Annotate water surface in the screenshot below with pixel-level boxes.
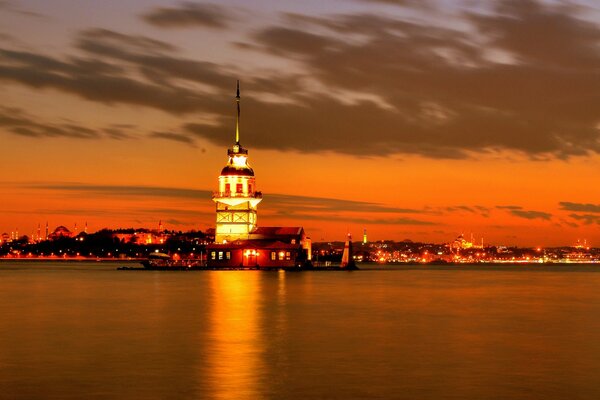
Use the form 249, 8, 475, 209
1, 262, 599, 399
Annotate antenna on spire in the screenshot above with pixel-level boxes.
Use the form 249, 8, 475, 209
235, 80, 240, 145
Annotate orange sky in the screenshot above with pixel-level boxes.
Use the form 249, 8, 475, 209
1, 0, 599, 246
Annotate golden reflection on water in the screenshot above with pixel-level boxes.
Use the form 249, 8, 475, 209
204, 272, 264, 400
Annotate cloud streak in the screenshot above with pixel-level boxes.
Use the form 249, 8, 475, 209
142, 2, 231, 29
510, 209, 552, 221
560, 201, 600, 213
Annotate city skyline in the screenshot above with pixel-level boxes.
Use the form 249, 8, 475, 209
1, 0, 600, 246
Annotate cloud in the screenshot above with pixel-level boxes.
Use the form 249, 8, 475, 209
510, 209, 552, 220
559, 201, 600, 213
2, 1, 599, 159
266, 193, 419, 214
142, 2, 231, 29
0, 29, 232, 115
219, 1, 600, 158
496, 205, 523, 210
568, 213, 600, 225
358, 0, 432, 8
0, 106, 100, 139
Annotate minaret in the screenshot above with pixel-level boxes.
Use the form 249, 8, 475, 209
45, 222, 49, 240
212, 81, 262, 244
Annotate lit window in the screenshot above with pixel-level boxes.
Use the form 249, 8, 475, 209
211, 251, 216, 260
218, 251, 223, 260
271, 252, 276, 261
291, 239, 296, 244
226, 251, 231, 260
286, 252, 291, 261
278, 251, 284, 261
236, 183, 243, 193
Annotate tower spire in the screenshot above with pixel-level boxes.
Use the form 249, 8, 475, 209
235, 80, 240, 145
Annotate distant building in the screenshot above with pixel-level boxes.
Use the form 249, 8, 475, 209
48, 226, 73, 240
450, 234, 483, 251
206, 82, 311, 268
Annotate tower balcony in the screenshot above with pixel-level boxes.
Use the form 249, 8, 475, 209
212, 191, 263, 199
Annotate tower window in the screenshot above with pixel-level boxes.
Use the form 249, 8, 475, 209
236, 183, 243, 193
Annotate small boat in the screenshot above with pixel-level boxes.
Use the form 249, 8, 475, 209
141, 252, 174, 269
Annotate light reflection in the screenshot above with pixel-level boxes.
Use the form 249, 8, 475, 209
205, 272, 264, 400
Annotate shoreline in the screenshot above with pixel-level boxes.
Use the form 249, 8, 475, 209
1, 258, 598, 267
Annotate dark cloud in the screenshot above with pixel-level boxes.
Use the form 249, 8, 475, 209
216, 1, 600, 158
103, 128, 132, 140
2, 1, 599, 159
559, 201, 600, 213
496, 205, 523, 210
0, 106, 99, 139
266, 193, 419, 214
568, 213, 600, 225
142, 2, 231, 29
0, 29, 232, 115
510, 209, 552, 220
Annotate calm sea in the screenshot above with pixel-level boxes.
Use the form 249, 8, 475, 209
1, 261, 600, 400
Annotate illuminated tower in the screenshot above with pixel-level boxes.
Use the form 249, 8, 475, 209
212, 81, 262, 244
363, 228, 367, 245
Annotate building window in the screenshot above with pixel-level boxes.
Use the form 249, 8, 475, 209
226, 251, 231, 260
291, 239, 296, 244
285, 252, 291, 261
278, 251, 284, 261
225, 183, 230, 194
218, 251, 223, 260
211, 251, 216, 260
236, 183, 243, 193
271, 252, 276, 261
249, 184, 253, 193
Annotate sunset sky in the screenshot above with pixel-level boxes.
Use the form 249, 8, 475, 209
1, 0, 599, 246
